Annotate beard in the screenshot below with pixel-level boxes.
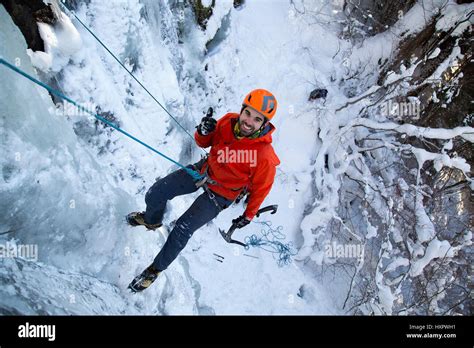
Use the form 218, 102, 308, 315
238, 120, 255, 136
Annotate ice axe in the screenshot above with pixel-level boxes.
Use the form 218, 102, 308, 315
219, 204, 278, 247
206, 106, 214, 118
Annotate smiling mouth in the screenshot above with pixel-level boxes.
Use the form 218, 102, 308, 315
241, 123, 252, 132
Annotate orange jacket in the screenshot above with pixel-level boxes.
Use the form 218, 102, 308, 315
194, 113, 280, 220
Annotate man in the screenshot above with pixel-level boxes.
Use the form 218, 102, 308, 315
127, 89, 280, 292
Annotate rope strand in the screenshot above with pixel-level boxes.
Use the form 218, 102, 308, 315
0, 58, 203, 180
245, 220, 296, 267
59, 0, 199, 143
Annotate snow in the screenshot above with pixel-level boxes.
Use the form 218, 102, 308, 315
384, 257, 409, 274
410, 239, 454, 277
375, 262, 395, 314
428, 47, 441, 59
353, 118, 474, 143
201, 0, 233, 43
1, 0, 471, 316
436, 2, 474, 36
427, 44, 463, 87
27, 10, 82, 72
201, 0, 214, 8
54, 12, 83, 54
462, 231, 472, 246
0, 0, 342, 315
397, 178, 409, 191
366, 221, 377, 239
0, 255, 135, 315
442, 139, 453, 151
411, 147, 471, 173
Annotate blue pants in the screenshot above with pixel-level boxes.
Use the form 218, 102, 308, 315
144, 164, 233, 271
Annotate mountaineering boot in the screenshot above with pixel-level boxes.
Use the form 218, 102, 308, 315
126, 212, 162, 230
128, 265, 161, 293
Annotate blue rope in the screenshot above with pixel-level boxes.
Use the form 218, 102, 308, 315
245, 221, 297, 267
59, 0, 200, 144
0, 57, 203, 180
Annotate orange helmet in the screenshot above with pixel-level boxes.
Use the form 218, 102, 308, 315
242, 89, 277, 120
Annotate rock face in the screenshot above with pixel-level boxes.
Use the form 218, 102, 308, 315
189, 0, 244, 30
233, 0, 244, 9
309, 89, 328, 100
189, 0, 215, 30
343, 0, 417, 36
1, 0, 57, 52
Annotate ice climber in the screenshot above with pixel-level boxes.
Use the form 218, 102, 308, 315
127, 89, 280, 292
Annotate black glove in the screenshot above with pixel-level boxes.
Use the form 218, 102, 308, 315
196, 116, 217, 136
232, 215, 251, 229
